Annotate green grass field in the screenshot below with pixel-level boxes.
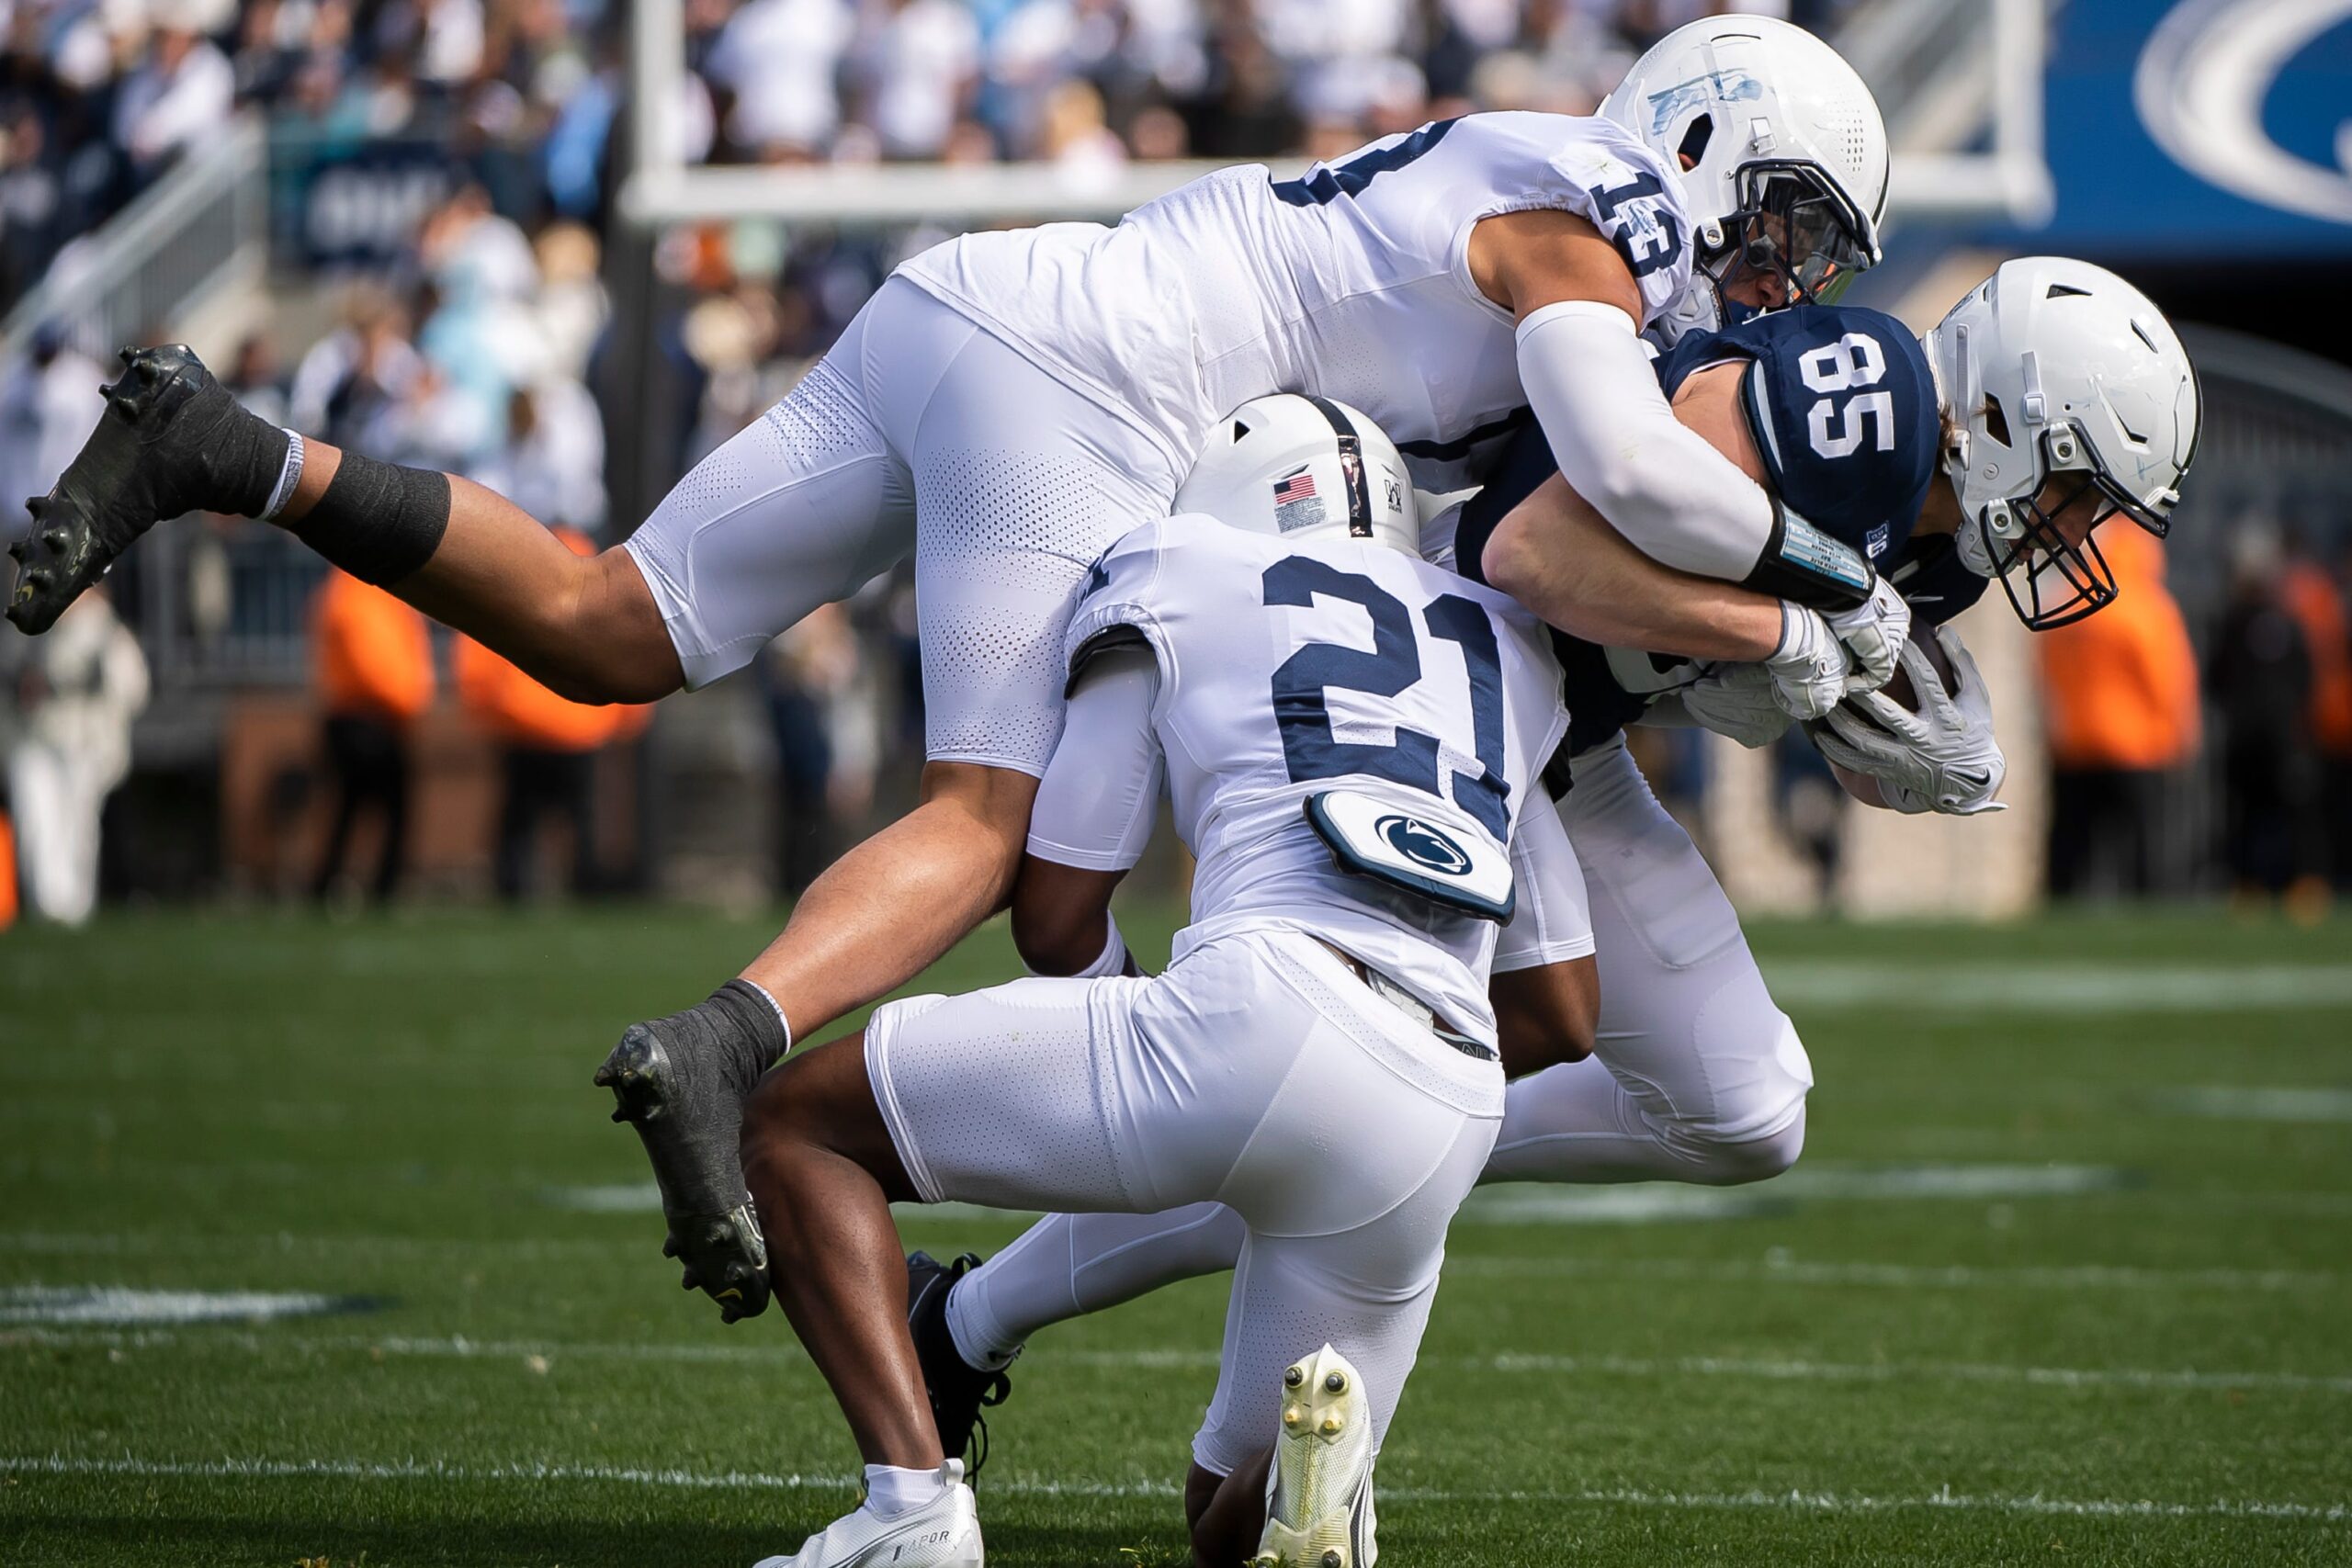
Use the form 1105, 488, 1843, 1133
4, 905, 2349, 1566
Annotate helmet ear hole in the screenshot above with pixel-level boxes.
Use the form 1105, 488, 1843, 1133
1981, 395, 2014, 449
1677, 116, 1713, 169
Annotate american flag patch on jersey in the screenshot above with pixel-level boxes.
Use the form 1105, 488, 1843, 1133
1273, 466, 1327, 533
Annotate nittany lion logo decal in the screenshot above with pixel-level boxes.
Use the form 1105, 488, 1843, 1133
1645, 69, 1764, 136
1376, 814, 1473, 876
2137, 0, 2352, 226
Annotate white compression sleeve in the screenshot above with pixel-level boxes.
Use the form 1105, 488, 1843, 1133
1024, 646, 1163, 872
946, 1204, 1250, 1368
1493, 793, 1596, 973
1516, 299, 1776, 581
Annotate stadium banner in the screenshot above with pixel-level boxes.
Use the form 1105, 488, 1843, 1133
272, 136, 463, 271
2005, 0, 2352, 256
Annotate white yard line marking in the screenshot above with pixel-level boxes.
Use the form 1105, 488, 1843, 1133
1462, 1163, 2132, 1225
11, 1326, 2346, 1395
1765, 962, 2352, 1014
0, 1286, 370, 1325
549, 1189, 1017, 1223
1446, 1254, 2342, 1292
3, 1230, 2340, 1292
560, 1166, 2154, 1226
2154, 1086, 2352, 1123
4, 1453, 2344, 1523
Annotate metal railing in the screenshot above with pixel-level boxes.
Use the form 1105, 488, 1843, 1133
1, 113, 268, 358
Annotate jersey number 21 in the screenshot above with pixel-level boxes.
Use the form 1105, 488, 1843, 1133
1263, 557, 1510, 841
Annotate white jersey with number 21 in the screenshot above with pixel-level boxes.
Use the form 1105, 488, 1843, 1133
1062, 516, 1568, 1044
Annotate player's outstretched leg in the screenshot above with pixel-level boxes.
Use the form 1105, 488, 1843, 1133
1251, 1346, 1376, 1568
7, 345, 290, 634
595, 980, 786, 1321
906, 1250, 1013, 1473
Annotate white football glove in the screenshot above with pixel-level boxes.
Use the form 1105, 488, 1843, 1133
1679, 661, 1794, 749
1812, 625, 2007, 816
1761, 601, 1853, 720
1823, 576, 1913, 695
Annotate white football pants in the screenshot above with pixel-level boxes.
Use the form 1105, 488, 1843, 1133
947, 737, 1812, 1363
624, 276, 1183, 775
866, 926, 1501, 1476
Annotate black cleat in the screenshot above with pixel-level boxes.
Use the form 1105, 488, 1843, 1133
7, 345, 250, 635
907, 1250, 1014, 1479
595, 1021, 771, 1323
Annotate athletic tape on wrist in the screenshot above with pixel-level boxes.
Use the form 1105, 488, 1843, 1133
288, 451, 452, 587
260, 431, 306, 521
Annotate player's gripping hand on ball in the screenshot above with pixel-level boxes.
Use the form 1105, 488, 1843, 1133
1813, 624, 2006, 815
1825, 576, 1913, 694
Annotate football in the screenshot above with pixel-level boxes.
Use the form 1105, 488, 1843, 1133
1819, 622, 1956, 805
1880, 620, 1958, 713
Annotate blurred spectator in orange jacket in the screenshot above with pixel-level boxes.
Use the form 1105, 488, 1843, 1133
454, 528, 647, 898
2278, 538, 2352, 888
311, 570, 435, 903
2036, 525, 2202, 897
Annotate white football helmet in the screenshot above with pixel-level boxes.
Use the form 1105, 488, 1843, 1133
1602, 16, 1888, 331
1925, 257, 2201, 629
1175, 394, 1419, 555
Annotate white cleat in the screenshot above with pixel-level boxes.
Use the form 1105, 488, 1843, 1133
752, 1460, 982, 1568
1250, 1344, 1376, 1568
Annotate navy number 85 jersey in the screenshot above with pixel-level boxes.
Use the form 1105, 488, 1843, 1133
1452, 302, 1944, 757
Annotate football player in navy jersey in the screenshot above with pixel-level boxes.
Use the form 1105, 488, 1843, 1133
898, 262, 2201, 1474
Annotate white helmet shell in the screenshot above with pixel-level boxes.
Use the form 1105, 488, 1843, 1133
1603, 15, 1887, 325
1925, 257, 2201, 627
1174, 394, 1419, 555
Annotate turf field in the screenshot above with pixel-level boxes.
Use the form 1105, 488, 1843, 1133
4, 905, 2348, 1566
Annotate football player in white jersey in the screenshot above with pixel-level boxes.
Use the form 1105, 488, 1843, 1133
899, 265, 2202, 1461
11, 17, 1895, 1318
725, 399, 1593, 1568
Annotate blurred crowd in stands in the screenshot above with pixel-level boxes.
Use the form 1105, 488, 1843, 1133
0, 0, 1871, 311
1, 0, 2349, 923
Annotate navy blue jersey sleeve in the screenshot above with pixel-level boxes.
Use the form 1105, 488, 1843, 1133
1886, 533, 1991, 626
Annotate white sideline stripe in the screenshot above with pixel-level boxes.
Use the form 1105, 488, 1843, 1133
6, 1454, 2345, 1523
2154, 1086, 2352, 1123
1765, 962, 2352, 1014
13, 1327, 2348, 1395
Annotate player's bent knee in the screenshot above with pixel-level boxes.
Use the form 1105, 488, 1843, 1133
1678, 1018, 1812, 1184
1694, 1103, 1805, 1185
